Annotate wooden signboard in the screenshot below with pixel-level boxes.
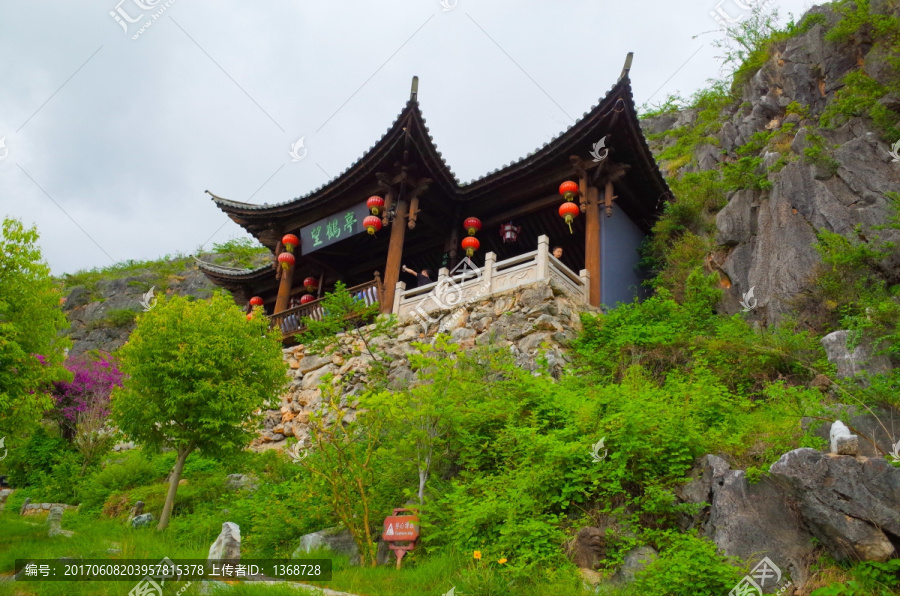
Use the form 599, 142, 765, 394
299, 202, 372, 255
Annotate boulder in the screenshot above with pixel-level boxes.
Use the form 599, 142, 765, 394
292, 526, 360, 566
829, 420, 859, 455
131, 513, 155, 528
208, 522, 241, 561
821, 331, 893, 381
301, 364, 336, 390
566, 527, 605, 569
224, 474, 259, 492
0, 488, 13, 503
706, 467, 813, 589
769, 448, 900, 562
610, 546, 658, 585
128, 501, 144, 522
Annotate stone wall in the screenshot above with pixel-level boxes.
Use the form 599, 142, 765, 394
254, 280, 588, 450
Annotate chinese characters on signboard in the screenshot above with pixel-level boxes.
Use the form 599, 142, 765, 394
299, 203, 372, 255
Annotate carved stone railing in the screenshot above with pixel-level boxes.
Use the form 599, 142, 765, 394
271, 278, 382, 340
394, 235, 589, 319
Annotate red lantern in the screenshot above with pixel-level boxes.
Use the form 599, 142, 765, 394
559, 201, 580, 234
282, 234, 299, 253
463, 217, 482, 236
303, 277, 318, 293
499, 221, 521, 244
300, 294, 315, 305
246, 313, 253, 321
367, 195, 385, 216
363, 215, 382, 235
277, 251, 295, 270
461, 236, 480, 257
559, 181, 579, 202
249, 296, 264, 306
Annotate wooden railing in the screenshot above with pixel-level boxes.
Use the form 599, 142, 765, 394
393, 235, 589, 319
271, 278, 382, 340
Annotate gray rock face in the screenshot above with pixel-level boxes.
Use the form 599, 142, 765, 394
292, 526, 360, 566
131, 513, 155, 528
208, 522, 241, 561
769, 448, 900, 562
821, 330, 893, 381
707, 468, 813, 590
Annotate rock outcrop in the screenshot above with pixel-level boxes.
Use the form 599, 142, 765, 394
644, 3, 900, 323
208, 522, 242, 561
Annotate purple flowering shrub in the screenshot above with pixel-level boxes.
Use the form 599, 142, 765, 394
50, 355, 123, 439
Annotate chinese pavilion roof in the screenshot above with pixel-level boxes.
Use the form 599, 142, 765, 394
205, 73, 672, 251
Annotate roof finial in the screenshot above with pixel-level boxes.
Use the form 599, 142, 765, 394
618, 52, 634, 81
410, 76, 419, 101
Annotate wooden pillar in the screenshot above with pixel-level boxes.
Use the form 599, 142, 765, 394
585, 185, 602, 307
274, 260, 295, 313
381, 197, 409, 313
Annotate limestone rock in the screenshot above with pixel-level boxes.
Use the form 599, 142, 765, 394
47, 505, 66, 537
131, 513, 155, 528
292, 526, 360, 566
128, 501, 144, 522
208, 522, 241, 561
821, 331, 893, 381
610, 546, 658, 585
224, 474, 259, 492
567, 527, 605, 569
769, 448, 900, 562
298, 354, 333, 374
19, 497, 30, 516
706, 467, 813, 589
301, 364, 335, 390
802, 404, 899, 458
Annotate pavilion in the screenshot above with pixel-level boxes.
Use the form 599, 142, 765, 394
198, 54, 672, 343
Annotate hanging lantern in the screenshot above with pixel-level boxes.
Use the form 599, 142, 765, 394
367, 195, 385, 216
363, 215, 383, 235
277, 251, 295, 270
461, 236, 480, 257
559, 181, 579, 202
463, 217, 482, 236
303, 276, 318, 293
499, 221, 521, 244
300, 294, 316, 305
282, 234, 300, 253
249, 296, 264, 307
559, 201, 580, 234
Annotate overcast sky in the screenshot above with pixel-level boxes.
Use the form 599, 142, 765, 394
1, 0, 815, 275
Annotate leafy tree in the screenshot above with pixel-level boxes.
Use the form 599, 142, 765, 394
111, 293, 287, 530
0, 218, 69, 440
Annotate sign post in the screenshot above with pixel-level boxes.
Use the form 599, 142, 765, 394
381, 508, 419, 569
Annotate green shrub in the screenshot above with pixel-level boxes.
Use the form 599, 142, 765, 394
629, 533, 743, 596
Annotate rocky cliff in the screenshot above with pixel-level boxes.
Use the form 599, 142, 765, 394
643, 1, 900, 323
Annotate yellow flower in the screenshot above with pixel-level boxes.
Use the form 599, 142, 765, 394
497, 558, 507, 564
473, 551, 482, 560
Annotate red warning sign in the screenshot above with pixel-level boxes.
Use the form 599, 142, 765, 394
382, 515, 419, 542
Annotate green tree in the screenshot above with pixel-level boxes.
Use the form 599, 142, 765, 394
111, 293, 287, 530
0, 218, 69, 439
